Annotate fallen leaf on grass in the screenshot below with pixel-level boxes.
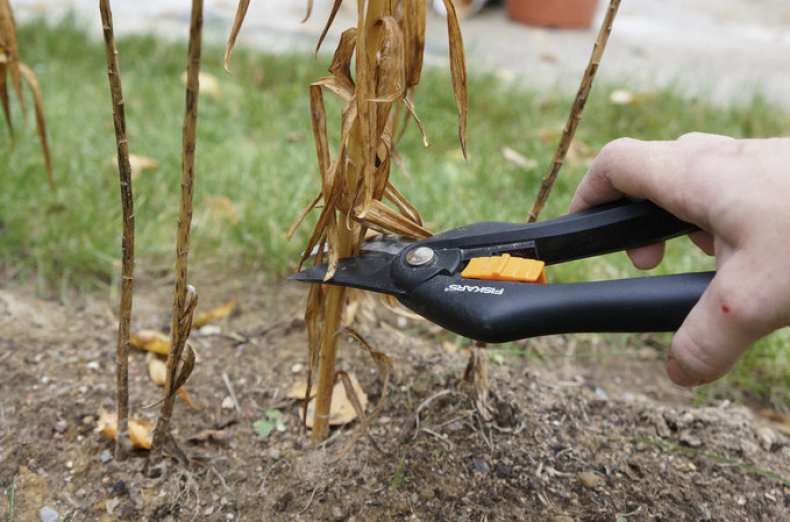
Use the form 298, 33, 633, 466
609, 88, 656, 106
147, 356, 199, 409
192, 300, 236, 329
96, 409, 153, 450
112, 154, 158, 180
205, 195, 239, 224
253, 409, 285, 438
181, 71, 221, 100
609, 88, 635, 105
502, 146, 538, 171
130, 329, 170, 356
566, 139, 596, 167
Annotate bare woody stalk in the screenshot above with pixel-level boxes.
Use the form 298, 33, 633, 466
99, 0, 135, 462
149, 0, 203, 462
527, 0, 621, 222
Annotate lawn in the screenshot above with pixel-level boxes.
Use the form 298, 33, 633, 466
1, 18, 788, 408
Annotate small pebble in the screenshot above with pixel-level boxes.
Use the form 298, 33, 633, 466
110, 479, 127, 495
100, 449, 113, 464
39, 506, 59, 522
756, 427, 777, 452
290, 363, 304, 373
221, 396, 235, 410
594, 387, 608, 401
86, 360, 100, 371
577, 471, 602, 489
199, 324, 222, 336
53, 420, 68, 433
473, 458, 490, 474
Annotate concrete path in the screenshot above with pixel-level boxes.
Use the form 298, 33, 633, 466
12, 0, 790, 108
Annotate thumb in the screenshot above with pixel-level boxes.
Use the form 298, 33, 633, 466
667, 254, 774, 386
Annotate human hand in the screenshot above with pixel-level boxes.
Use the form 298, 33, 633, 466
570, 133, 790, 386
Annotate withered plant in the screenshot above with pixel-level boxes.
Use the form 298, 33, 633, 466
149, 0, 203, 462
300, 0, 469, 443
528, 0, 622, 222
226, 0, 468, 443
99, 0, 136, 462
0, 0, 54, 189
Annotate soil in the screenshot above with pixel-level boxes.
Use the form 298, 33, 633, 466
1, 273, 788, 521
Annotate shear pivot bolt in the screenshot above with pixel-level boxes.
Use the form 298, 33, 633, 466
406, 247, 435, 266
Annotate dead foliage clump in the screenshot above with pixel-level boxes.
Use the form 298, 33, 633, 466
0, 0, 53, 189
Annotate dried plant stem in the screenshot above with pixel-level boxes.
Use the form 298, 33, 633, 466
99, 0, 135, 462
310, 0, 388, 444
311, 0, 386, 444
149, 0, 203, 462
527, 0, 621, 222
311, 283, 347, 442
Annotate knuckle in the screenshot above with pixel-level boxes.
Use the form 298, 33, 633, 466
593, 138, 639, 177
678, 132, 707, 142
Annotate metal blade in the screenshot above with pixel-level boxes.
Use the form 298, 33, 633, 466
289, 253, 405, 296
360, 235, 413, 256
307, 235, 412, 258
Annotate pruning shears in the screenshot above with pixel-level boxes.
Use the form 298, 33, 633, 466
289, 199, 715, 343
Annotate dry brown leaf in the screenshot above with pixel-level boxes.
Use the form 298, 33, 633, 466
18, 62, 53, 188
188, 428, 231, 444
192, 300, 236, 328
502, 146, 538, 171
147, 356, 198, 409
1, 1, 53, 189
130, 329, 170, 356
147, 355, 167, 386
305, 372, 367, 428
112, 154, 158, 181
224, 0, 467, 442
441, 0, 468, 160
96, 409, 153, 450
757, 409, 790, 436
224, 0, 250, 72
283, 380, 316, 401
566, 139, 596, 166
609, 88, 655, 106
0, 0, 24, 113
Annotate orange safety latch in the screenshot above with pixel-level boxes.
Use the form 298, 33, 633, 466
461, 254, 546, 283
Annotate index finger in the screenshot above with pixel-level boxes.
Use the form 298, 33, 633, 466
569, 136, 729, 229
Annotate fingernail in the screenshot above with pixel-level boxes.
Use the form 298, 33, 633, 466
666, 355, 706, 387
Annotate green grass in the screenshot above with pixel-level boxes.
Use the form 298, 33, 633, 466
1, 19, 788, 409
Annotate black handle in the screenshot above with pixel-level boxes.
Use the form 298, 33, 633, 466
399, 271, 714, 343
419, 199, 698, 264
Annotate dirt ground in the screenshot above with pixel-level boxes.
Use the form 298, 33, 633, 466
1, 272, 788, 521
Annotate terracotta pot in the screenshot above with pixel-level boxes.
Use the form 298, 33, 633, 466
505, 0, 600, 29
